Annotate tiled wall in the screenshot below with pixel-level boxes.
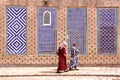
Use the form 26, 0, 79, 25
0, 0, 120, 66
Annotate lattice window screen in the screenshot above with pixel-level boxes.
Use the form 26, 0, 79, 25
97, 8, 118, 54
37, 8, 56, 53
6, 7, 27, 54
67, 8, 87, 55
43, 11, 51, 25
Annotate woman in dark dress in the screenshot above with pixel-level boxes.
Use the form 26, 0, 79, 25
57, 41, 68, 73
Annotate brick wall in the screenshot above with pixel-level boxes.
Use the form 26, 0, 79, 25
0, 0, 120, 66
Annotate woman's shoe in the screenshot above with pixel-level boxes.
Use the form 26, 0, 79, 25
74, 68, 79, 70
56, 70, 64, 73
69, 68, 74, 71
64, 70, 69, 72
56, 71, 62, 73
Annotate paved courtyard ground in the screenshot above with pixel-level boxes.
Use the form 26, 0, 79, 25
0, 67, 120, 80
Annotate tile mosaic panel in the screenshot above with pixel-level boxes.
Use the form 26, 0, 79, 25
97, 8, 118, 54
67, 8, 87, 54
37, 8, 56, 53
6, 7, 27, 54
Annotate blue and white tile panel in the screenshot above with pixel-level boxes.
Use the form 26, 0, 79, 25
37, 8, 56, 53
68, 8, 87, 55
6, 7, 27, 54
97, 8, 118, 54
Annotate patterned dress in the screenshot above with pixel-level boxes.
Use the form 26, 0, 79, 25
69, 47, 79, 69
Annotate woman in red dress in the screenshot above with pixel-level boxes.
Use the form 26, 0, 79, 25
57, 41, 68, 73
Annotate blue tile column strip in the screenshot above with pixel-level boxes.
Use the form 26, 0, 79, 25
37, 8, 56, 53
67, 8, 87, 55
6, 7, 27, 54
97, 8, 118, 54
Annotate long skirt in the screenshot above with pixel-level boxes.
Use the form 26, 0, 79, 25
57, 55, 67, 71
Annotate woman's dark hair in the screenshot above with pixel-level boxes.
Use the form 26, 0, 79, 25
73, 43, 77, 46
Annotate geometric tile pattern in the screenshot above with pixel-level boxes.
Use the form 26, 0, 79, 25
37, 8, 56, 53
97, 8, 118, 54
67, 8, 87, 55
6, 7, 27, 54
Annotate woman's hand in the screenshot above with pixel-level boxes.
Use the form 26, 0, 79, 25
64, 54, 67, 58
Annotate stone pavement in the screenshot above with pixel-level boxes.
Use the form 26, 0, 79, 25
0, 67, 120, 80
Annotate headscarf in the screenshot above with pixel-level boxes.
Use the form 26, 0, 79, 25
60, 41, 68, 54
60, 41, 68, 48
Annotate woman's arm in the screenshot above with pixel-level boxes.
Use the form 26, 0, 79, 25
62, 47, 67, 58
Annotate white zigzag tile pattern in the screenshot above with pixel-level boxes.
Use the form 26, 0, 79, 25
6, 7, 27, 54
